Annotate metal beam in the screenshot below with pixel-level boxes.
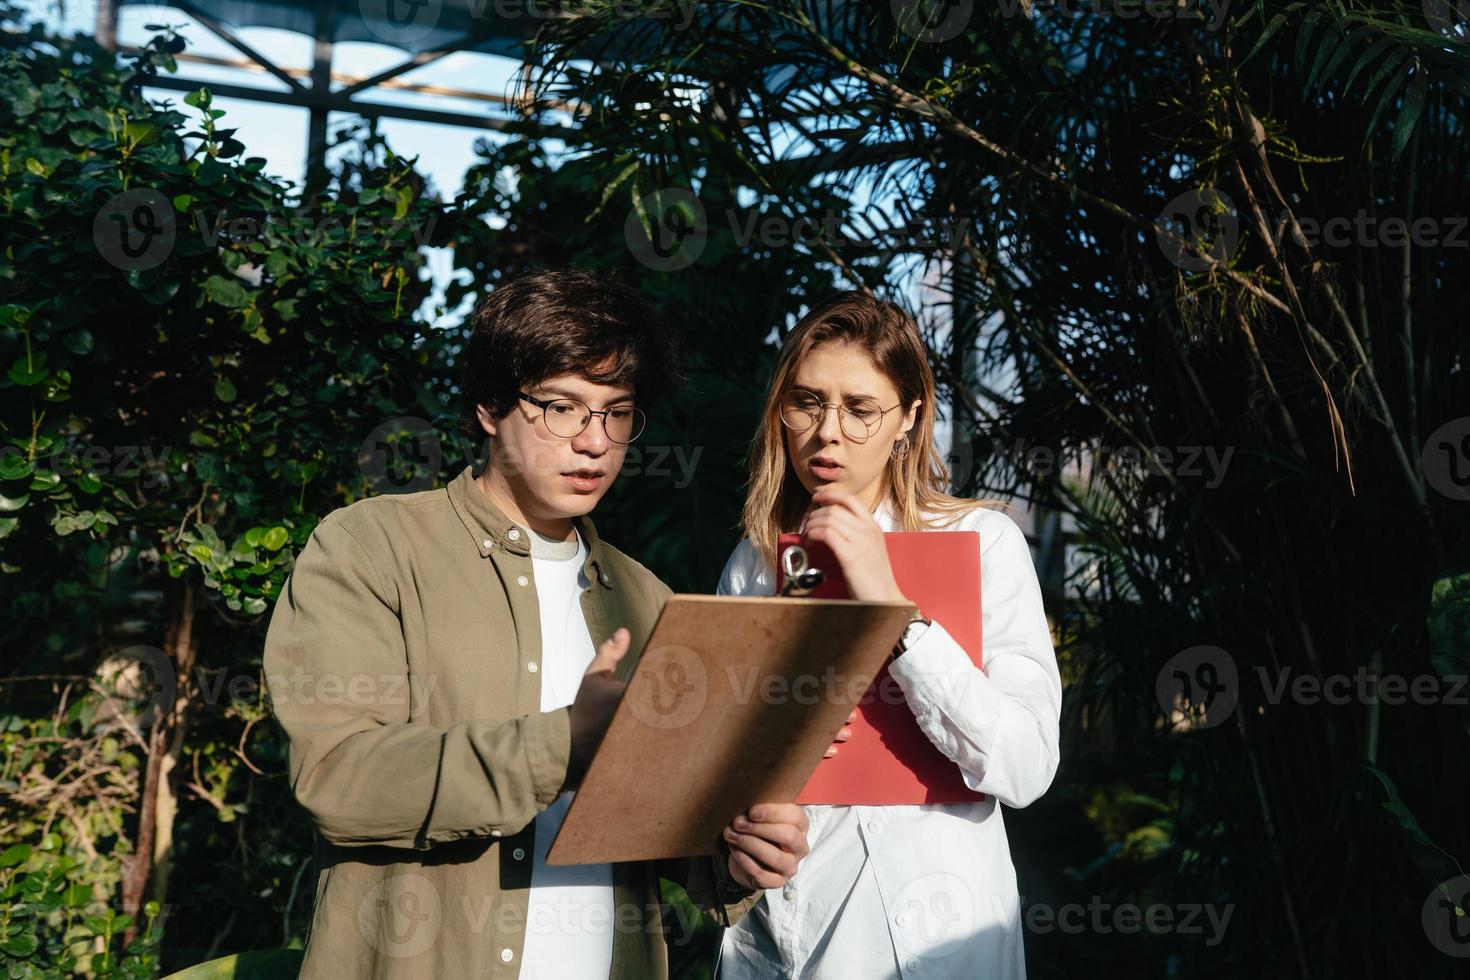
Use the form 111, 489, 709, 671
123, 49, 516, 105
142, 75, 577, 138
169, 0, 306, 94
336, 37, 475, 99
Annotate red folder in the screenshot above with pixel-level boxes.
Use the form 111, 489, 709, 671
777, 531, 984, 805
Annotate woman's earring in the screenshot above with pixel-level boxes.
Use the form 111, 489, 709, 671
890, 435, 911, 461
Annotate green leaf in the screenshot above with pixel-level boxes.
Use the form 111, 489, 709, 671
1295, 9, 1323, 77
0, 454, 33, 481
202, 275, 250, 309
8, 353, 49, 386
214, 377, 236, 403
60, 328, 93, 356
0, 490, 28, 511
0, 844, 31, 867
184, 87, 212, 108
0, 933, 39, 957
1392, 72, 1428, 165
1342, 36, 1396, 98
1363, 58, 1410, 144
188, 543, 214, 563
261, 526, 288, 551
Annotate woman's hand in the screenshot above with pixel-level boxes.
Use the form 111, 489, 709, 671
802, 488, 907, 603
824, 709, 857, 759
722, 803, 810, 890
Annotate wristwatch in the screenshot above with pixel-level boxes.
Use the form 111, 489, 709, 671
890, 611, 932, 662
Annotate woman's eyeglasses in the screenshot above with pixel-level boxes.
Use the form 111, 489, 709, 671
517, 392, 648, 444
779, 390, 901, 443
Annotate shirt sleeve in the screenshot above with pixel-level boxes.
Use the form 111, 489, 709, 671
886, 511, 1062, 808
717, 539, 770, 597
263, 515, 571, 850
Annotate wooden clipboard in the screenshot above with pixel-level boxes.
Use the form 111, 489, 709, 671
546, 594, 915, 865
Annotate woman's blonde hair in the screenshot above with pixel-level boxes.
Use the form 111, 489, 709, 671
741, 292, 997, 568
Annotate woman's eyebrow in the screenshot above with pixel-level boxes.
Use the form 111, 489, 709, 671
794, 383, 877, 401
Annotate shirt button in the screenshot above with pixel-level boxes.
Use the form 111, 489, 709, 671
507, 528, 521, 541
512, 847, 526, 860
482, 538, 494, 549
896, 913, 910, 927
906, 958, 921, 972
527, 661, 538, 673
782, 883, 795, 901
516, 575, 529, 587
600, 572, 610, 585
500, 948, 514, 963
491, 829, 503, 837
867, 820, 882, 834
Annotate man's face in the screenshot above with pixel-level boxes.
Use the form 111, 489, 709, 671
477, 363, 633, 524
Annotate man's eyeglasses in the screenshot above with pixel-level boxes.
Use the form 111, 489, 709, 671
517, 392, 647, 444
779, 390, 901, 444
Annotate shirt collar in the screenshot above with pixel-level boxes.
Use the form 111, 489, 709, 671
446, 465, 614, 588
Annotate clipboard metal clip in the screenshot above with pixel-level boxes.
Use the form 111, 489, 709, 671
780, 544, 826, 597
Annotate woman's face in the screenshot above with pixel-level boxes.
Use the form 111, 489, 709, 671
782, 340, 919, 510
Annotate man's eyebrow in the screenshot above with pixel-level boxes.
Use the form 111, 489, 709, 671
537, 386, 636, 404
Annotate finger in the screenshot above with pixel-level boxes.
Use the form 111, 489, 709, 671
724, 826, 800, 875
737, 819, 809, 859
748, 803, 809, 831
824, 746, 838, 758
813, 488, 869, 521
846, 709, 858, 724
728, 848, 783, 891
833, 725, 853, 743
587, 628, 630, 673
810, 487, 855, 508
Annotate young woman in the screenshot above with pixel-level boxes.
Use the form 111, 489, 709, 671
715, 292, 1062, 979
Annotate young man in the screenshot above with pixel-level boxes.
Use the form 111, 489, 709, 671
263, 269, 810, 979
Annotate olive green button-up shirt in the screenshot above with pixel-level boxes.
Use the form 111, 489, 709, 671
263, 464, 758, 979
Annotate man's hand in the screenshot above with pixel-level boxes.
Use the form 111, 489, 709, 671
568, 628, 630, 778
722, 803, 811, 890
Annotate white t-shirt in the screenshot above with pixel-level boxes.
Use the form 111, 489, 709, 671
517, 525, 616, 979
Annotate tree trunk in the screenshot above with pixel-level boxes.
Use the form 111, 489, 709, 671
121, 578, 197, 948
